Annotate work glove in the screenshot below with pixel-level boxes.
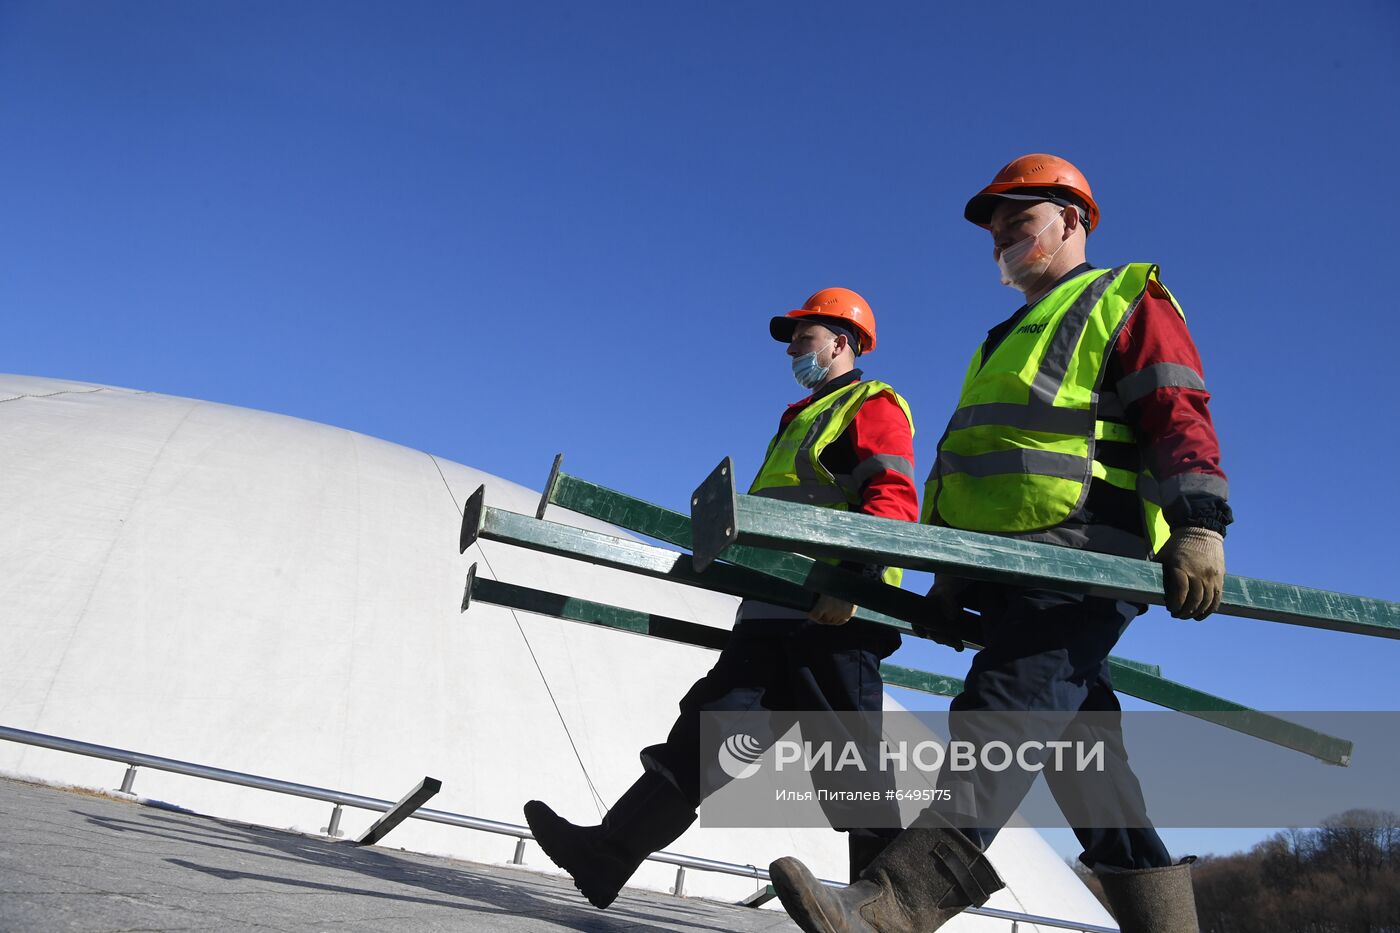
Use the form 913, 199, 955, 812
808, 562, 883, 626
913, 575, 969, 650
1156, 527, 1225, 621
809, 594, 857, 626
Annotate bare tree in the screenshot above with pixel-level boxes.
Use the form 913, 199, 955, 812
1191, 810, 1400, 933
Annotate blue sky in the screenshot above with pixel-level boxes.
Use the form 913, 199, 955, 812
3, 1, 1397, 859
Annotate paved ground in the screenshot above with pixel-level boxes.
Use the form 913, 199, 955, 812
0, 776, 799, 932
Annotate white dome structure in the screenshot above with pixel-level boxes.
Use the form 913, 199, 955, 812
0, 372, 1113, 928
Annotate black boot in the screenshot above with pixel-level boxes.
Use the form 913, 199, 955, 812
523, 771, 697, 909
1096, 860, 1200, 933
771, 812, 1003, 933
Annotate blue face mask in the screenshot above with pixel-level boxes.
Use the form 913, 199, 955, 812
791, 340, 835, 389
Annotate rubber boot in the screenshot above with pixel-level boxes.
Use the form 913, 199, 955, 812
846, 831, 895, 884
523, 771, 697, 909
1096, 860, 1200, 933
770, 814, 1004, 933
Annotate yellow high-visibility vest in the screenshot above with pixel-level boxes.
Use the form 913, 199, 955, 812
752, 379, 914, 585
925, 264, 1181, 558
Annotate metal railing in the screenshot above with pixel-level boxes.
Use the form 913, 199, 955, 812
0, 724, 1116, 931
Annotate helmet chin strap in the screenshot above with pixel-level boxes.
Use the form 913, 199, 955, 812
1021, 242, 1067, 300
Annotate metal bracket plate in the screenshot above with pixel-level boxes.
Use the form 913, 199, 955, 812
460, 485, 487, 554
461, 563, 478, 612
690, 457, 738, 572
536, 453, 563, 520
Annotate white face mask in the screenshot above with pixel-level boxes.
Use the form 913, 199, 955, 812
996, 210, 1067, 291
791, 339, 836, 389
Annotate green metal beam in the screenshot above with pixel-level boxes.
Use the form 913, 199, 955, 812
461, 564, 964, 698
540, 461, 1160, 679
542, 455, 818, 583
463, 563, 729, 649
876, 663, 965, 699
1106, 665, 1353, 766
461, 486, 920, 636
542, 461, 964, 645
461, 484, 1353, 764
690, 458, 1400, 641
537, 464, 1352, 765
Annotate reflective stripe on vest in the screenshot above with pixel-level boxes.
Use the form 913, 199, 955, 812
926, 263, 1181, 557
751, 379, 914, 586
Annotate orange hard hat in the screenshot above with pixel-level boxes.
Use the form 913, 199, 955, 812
964, 153, 1101, 233
770, 287, 877, 354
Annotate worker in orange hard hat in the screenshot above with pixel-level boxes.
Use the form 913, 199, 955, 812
963, 152, 1101, 233
769, 285, 879, 355
526, 287, 928, 910
770, 156, 1228, 933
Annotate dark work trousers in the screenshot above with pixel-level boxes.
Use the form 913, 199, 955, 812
641, 608, 902, 843
946, 585, 1173, 871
